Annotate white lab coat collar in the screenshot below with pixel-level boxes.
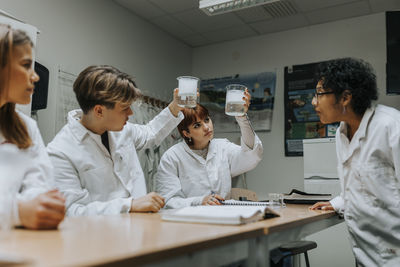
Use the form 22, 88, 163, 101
67, 109, 112, 156
67, 109, 90, 142
181, 139, 218, 163
337, 105, 376, 164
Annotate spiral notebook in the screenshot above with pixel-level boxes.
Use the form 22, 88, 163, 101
161, 205, 280, 225
221, 199, 270, 206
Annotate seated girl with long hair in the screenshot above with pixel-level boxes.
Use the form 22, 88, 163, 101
0, 24, 65, 229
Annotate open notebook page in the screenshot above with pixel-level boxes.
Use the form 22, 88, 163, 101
161, 205, 279, 225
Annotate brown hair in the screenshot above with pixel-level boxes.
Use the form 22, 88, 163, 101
0, 24, 33, 149
73, 65, 141, 114
177, 104, 210, 146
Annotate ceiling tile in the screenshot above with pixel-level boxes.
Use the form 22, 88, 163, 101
114, 0, 165, 19
262, 1, 298, 18
151, 15, 196, 38
113, 0, 380, 48
150, 0, 198, 13
234, 6, 274, 23
173, 8, 245, 33
181, 34, 210, 47
291, 0, 358, 12
250, 14, 309, 34
202, 25, 258, 43
368, 0, 400, 13
305, 1, 371, 24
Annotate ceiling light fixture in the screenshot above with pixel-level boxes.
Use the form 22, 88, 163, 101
199, 0, 282, 16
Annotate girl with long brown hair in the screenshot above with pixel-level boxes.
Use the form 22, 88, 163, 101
0, 24, 65, 229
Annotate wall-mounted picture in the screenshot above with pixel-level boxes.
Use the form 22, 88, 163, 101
284, 61, 339, 156
200, 72, 276, 133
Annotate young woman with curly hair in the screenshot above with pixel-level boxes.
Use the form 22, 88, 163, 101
311, 58, 400, 266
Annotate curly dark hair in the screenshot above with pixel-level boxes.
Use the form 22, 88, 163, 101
315, 58, 378, 116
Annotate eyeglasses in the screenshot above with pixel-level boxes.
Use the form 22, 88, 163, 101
313, 91, 334, 102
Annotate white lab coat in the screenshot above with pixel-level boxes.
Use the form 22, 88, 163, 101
47, 107, 183, 216
0, 111, 52, 226
330, 104, 400, 267
155, 134, 263, 209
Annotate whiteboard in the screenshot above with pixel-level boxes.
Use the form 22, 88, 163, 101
55, 69, 79, 133
0, 9, 38, 116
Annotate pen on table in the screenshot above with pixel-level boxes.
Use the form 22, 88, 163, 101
211, 191, 224, 205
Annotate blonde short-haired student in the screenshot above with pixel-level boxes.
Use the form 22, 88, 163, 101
47, 65, 185, 216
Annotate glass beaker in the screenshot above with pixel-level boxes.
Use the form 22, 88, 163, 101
177, 76, 199, 108
268, 193, 286, 208
225, 84, 246, 116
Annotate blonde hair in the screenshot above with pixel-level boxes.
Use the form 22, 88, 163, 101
0, 24, 33, 149
73, 65, 141, 114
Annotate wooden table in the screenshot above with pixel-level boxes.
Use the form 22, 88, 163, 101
0, 205, 342, 266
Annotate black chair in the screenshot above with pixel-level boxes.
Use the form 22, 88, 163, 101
277, 240, 317, 267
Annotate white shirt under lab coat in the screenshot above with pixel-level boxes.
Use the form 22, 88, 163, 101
330, 104, 400, 267
155, 134, 263, 209
47, 107, 183, 216
0, 111, 52, 226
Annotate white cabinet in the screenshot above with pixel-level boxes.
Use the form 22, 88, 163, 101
303, 138, 340, 196
302, 138, 354, 267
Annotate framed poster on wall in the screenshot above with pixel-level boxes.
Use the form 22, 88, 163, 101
284, 61, 339, 157
386, 11, 400, 95
200, 71, 276, 133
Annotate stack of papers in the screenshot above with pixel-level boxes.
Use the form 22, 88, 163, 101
161, 205, 279, 225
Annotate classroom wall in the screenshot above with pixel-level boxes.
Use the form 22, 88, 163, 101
1, 3, 397, 266
192, 12, 400, 200
0, 0, 192, 144
4, 2, 397, 193
192, 13, 400, 266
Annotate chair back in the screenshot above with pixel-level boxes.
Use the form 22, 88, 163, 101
229, 188, 259, 201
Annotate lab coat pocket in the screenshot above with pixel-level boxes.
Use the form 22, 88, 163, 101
218, 161, 231, 181
180, 173, 208, 196
359, 164, 400, 208
80, 165, 116, 198
117, 145, 136, 180
379, 244, 399, 264
116, 145, 133, 165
